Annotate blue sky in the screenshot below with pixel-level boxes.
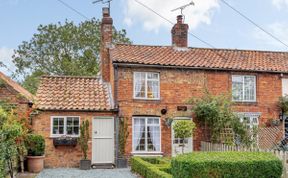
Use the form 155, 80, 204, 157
1, 0, 288, 76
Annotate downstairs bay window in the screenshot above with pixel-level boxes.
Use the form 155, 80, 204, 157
132, 117, 161, 153
51, 116, 80, 137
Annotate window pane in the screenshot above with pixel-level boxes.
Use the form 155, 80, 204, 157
66, 117, 80, 136
147, 73, 158, 80
232, 76, 243, 101
147, 81, 159, 99
147, 123, 160, 152
134, 73, 146, 98
52, 118, 64, 135
133, 118, 146, 151
244, 76, 255, 101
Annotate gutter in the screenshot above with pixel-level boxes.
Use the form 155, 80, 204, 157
113, 62, 288, 74
36, 108, 119, 113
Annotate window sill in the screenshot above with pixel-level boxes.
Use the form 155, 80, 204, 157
49, 135, 80, 139
131, 152, 163, 156
133, 98, 161, 103
233, 101, 258, 106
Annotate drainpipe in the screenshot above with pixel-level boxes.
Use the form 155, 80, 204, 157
114, 65, 120, 166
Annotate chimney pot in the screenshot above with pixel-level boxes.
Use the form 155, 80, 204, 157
177, 15, 183, 24
102, 7, 110, 17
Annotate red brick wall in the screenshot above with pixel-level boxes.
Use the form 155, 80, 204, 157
116, 67, 282, 156
0, 83, 31, 118
32, 111, 115, 168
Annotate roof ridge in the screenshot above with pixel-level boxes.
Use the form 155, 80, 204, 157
42, 75, 101, 79
115, 43, 288, 54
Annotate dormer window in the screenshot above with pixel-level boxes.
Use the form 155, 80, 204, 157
133, 72, 160, 100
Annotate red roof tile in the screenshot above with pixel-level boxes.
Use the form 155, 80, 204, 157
36, 76, 114, 111
111, 44, 288, 73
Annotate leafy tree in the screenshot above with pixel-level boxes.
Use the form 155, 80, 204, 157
173, 120, 195, 154
12, 18, 131, 93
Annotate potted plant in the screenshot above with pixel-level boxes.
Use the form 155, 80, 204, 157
78, 120, 91, 170
25, 134, 45, 173
173, 120, 195, 154
117, 118, 129, 168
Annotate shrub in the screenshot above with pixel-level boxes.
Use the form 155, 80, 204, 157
131, 157, 172, 178
78, 120, 89, 160
25, 134, 45, 156
171, 152, 283, 178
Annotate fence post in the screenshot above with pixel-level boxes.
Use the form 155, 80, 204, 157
283, 151, 287, 178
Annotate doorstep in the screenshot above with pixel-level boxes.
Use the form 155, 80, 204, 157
16, 172, 38, 178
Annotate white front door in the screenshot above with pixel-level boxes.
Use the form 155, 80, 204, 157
171, 118, 193, 157
92, 117, 114, 164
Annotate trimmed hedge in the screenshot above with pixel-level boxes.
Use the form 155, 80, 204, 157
131, 157, 172, 178
171, 152, 283, 178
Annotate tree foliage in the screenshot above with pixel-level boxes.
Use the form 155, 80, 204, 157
12, 18, 131, 93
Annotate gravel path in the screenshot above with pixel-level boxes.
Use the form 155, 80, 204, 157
36, 168, 137, 178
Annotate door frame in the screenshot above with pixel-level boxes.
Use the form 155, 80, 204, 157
171, 117, 193, 156
92, 116, 115, 164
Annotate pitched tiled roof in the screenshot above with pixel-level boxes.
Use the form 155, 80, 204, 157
111, 44, 288, 73
0, 71, 34, 101
36, 76, 114, 111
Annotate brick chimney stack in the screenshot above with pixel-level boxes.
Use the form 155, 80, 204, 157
171, 15, 189, 48
101, 7, 113, 83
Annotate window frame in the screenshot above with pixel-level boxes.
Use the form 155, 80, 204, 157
132, 117, 162, 153
133, 72, 160, 100
50, 116, 80, 138
232, 75, 256, 102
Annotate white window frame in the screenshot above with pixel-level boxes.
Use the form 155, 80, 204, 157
282, 78, 288, 97
132, 117, 162, 153
232, 75, 256, 102
133, 72, 160, 100
50, 116, 80, 137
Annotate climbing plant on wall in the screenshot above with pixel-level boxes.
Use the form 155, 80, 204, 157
190, 91, 257, 146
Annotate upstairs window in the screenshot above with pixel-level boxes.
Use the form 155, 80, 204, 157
51, 116, 80, 137
134, 72, 160, 100
232, 75, 256, 102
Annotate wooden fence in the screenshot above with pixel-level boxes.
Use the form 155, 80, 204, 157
201, 141, 288, 178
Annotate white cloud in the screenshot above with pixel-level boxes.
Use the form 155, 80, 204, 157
252, 22, 288, 49
272, 0, 288, 9
123, 0, 219, 32
0, 47, 15, 75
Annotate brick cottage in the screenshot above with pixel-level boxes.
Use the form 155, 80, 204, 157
0, 71, 34, 118
32, 7, 288, 167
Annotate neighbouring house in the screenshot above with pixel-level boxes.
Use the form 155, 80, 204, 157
0, 71, 34, 118
32, 76, 117, 168
33, 7, 288, 168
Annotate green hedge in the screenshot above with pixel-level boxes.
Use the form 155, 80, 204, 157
0, 159, 4, 178
131, 157, 172, 178
171, 152, 283, 178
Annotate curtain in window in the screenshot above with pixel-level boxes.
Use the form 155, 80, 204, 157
148, 81, 159, 99
135, 73, 145, 98
148, 125, 160, 151
133, 119, 145, 151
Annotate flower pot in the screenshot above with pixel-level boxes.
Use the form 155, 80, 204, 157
80, 160, 91, 170
117, 158, 128, 168
27, 155, 45, 173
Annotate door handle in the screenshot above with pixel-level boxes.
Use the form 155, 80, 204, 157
94, 131, 97, 134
